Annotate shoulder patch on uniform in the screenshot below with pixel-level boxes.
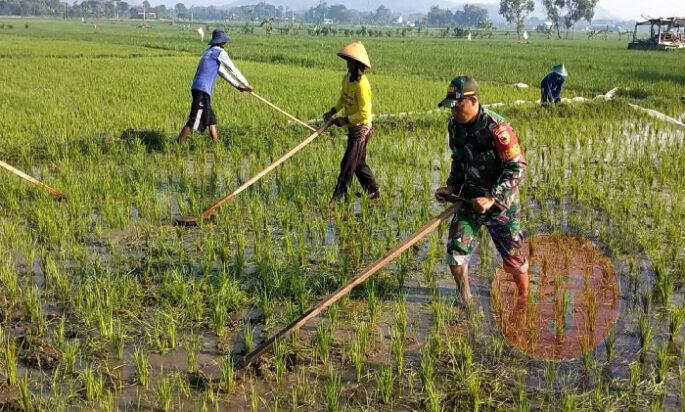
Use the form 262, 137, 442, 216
502, 144, 521, 161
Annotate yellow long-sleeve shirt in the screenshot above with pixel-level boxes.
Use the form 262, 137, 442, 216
333, 73, 372, 126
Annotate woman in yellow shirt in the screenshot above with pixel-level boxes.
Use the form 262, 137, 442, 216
323, 42, 380, 201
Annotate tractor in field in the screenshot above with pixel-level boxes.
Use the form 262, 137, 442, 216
628, 17, 685, 50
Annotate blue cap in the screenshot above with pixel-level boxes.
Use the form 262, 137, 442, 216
209, 29, 231, 46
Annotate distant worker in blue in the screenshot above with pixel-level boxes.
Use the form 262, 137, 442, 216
540, 64, 567, 105
178, 28, 253, 145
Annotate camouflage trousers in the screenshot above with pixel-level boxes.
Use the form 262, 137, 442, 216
446, 202, 528, 274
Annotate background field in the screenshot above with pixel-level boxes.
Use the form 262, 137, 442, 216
0, 19, 684, 411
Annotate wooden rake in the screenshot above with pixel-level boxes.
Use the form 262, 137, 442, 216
0, 160, 66, 202
238, 196, 465, 367
174, 119, 334, 227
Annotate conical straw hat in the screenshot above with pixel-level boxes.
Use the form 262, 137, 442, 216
337, 42, 371, 68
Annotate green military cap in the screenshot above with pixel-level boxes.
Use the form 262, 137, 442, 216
438, 76, 479, 108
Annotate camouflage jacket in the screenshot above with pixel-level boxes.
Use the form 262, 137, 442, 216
446, 107, 527, 211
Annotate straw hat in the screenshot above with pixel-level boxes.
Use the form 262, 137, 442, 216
552, 64, 568, 78
337, 42, 372, 68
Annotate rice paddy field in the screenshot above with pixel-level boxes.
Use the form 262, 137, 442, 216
1, 18, 685, 411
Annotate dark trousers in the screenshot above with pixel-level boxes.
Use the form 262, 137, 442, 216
332, 125, 379, 200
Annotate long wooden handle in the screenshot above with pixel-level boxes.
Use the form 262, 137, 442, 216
241, 201, 462, 367
0, 160, 64, 199
250, 92, 317, 132
201, 120, 334, 218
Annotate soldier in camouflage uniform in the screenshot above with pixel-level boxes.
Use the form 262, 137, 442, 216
434, 76, 529, 306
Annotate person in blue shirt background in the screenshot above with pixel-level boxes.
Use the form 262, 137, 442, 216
178, 28, 253, 145
540, 64, 567, 105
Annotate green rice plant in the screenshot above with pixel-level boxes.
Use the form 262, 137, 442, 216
18, 375, 34, 412
250, 382, 258, 412
366, 283, 380, 325
349, 336, 364, 383
1, 339, 17, 386
560, 390, 574, 412
81, 364, 105, 402
99, 390, 116, 412
291, 367, 315, 408
22, 286, 46, 337
604, 329, 616, 362
543, 361, 557, 393
152, 310, 177, 353
390, 324, 405, 375
314, 322, 332, 365
669, 304, 685, 341
243, 320, 255, 354
420, 341, 436, 391
111, 321, 125, 360
60, 340, 79, 375
258, 288, 274, 326
186, 336, 198, 374
638, 314, 653, 361
629, 361, 642, 393
448, 337, 474, 378
273, 339, 287, 384
220, 356, 235, 392
654, 260, 673, 305
356, 320, 371, 353
133, 347, 149, 388
157, 373, 174, 412
324, 368, 342, 412
467, 374, 481, 412
424, 384, 442, 412
376, 366, 393, 404
656, 343, 671, 384
213, 300, 227, 338
327, 303, 340, 330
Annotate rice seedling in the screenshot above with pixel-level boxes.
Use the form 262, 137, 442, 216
111, 321, 125, 360
670, 304, 685, 342
1, 339, 17, 386
314, 322, 332, 366
324, 368, 342, 412
376, 366, 394, 404
220, 356, 235, 393
390, 324, 405, 376
656, 343, 671, 384
638, 314, 653, 361
157, 373, 175, 412
424, 384, 443, 412
629, 362, 642, 393
243, 320, 255, 353
273, 339, 287, 383
604, 329, 616, 362
133, 347, 149, 388
186, 336, 198, 374
18, 375, 34, 412
81, 364, 105, 402
291, 367, 316, 408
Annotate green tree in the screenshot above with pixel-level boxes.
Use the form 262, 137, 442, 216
499, 0, 535, 39
542, 0, 599, 38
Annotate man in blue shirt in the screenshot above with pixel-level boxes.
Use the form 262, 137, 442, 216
178, 29, 253, 145
540, 64, 567, 104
